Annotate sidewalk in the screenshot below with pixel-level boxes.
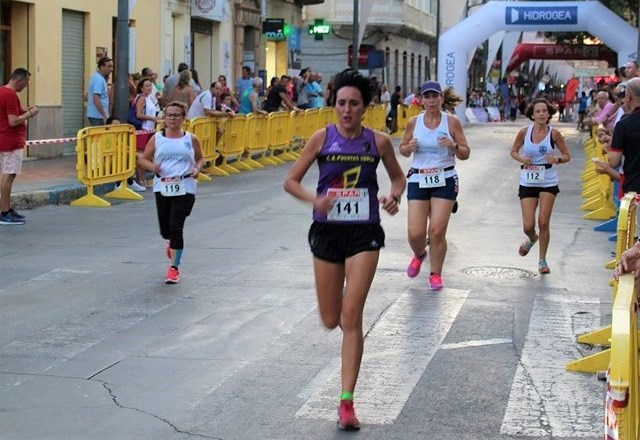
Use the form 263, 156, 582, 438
11, 154, 88, 210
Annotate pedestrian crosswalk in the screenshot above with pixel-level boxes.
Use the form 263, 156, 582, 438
296, 289, 604, 436
500, 294, 603, 437
296, 289, 469, 424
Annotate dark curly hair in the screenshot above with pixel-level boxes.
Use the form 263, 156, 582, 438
331, 68, 373, 107
525, 98, 556, 123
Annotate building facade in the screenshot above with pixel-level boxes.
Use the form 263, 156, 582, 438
1, 0, 464, 157
0, 0, 268, 157
300, 0, 437, 95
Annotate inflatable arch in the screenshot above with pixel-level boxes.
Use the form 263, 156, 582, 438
437, 1, 637, 121
505, 44, 617, 75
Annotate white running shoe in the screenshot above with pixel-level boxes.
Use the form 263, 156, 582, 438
130, 181, 147, 192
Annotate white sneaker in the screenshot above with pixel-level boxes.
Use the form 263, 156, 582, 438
130, 181, 146, 192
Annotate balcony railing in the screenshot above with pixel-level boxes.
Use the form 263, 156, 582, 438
306, 0, 436, 38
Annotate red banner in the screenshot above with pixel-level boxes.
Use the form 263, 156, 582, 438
505, 44, 616, 74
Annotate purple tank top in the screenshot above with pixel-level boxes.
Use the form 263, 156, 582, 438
313, 125, 381, 224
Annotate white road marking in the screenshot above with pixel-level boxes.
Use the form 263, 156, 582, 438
296, 288, 469, 425
500, 294, 603, 437
440, 338, 512, 350
30, 269, 93, 281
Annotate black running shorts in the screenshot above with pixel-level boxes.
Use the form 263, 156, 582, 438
518, 185, 560, 199
308, 221, 385, 264
407, 175, 459, 201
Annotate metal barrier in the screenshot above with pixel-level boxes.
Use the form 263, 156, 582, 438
71, 124, 142, 207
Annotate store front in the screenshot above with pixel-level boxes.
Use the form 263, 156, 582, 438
263, 18, 288, 81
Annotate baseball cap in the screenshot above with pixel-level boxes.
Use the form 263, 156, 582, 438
420, 80, 442, 95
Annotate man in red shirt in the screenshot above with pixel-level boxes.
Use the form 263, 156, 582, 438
0, 68, 38, 225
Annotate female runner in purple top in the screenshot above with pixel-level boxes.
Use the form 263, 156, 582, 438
284, 69, 405, 430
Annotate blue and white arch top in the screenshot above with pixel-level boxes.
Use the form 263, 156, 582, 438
437, 1, 637, 122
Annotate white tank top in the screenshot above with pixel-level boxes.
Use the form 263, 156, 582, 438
152, 131, 197, 194
408, 111, 456, 183
141, 95, 157, 131
519, 124, 558, 187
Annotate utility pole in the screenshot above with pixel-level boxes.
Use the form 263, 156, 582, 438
352, 0, 359, 70
114, 0, 130, 121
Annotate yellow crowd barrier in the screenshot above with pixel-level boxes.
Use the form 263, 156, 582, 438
71, 105, 395, 203
244, 113, 271, 167
289, 110, 307, 155
71, 124, 142, 207
396, 104, 422, 132
566, 192, 637, 373
188, 117, 215, 182
217, 115, 248, 173
605, 273, 639, 440
581, 126, 617, 220
266, 111, 295, 163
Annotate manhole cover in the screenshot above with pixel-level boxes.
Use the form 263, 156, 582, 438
461, 266, 537, 279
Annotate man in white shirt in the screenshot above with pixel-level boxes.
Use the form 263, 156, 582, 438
187, 82, 230, 119
403, 87, 419, 106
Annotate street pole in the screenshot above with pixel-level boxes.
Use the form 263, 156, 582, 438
352, 0, 359, 70
114, 0, 130, 121
434, 0, 440, 79
637, 4, 640, 61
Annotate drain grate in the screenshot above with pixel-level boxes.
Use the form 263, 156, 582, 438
461, 266, 537, 279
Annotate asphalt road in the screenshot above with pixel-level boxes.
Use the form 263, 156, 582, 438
0, 121, 610, 440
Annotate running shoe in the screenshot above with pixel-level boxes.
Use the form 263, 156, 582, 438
337, 400, 360, 430
8, 208, 25, 220
130, 180, 147, 192
518, 236, 538, 256
0, 212, 25, 225
165, 266, 180, 284
538, 259, 550, 274
429, 273, 444, 291
407, 250, 427, 278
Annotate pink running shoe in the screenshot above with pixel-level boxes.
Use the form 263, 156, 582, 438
165, 266, 180, 284
406, 250, 427, 278
429, 273, 444, 291
337, 400, 360, 430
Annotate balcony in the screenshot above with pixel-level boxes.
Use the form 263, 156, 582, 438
305, 0, 436, 40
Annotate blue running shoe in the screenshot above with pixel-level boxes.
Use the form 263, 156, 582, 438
0, 213, 25, 225
9, 209, 25, 220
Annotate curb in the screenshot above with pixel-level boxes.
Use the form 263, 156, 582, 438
11, 183, 115, 210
